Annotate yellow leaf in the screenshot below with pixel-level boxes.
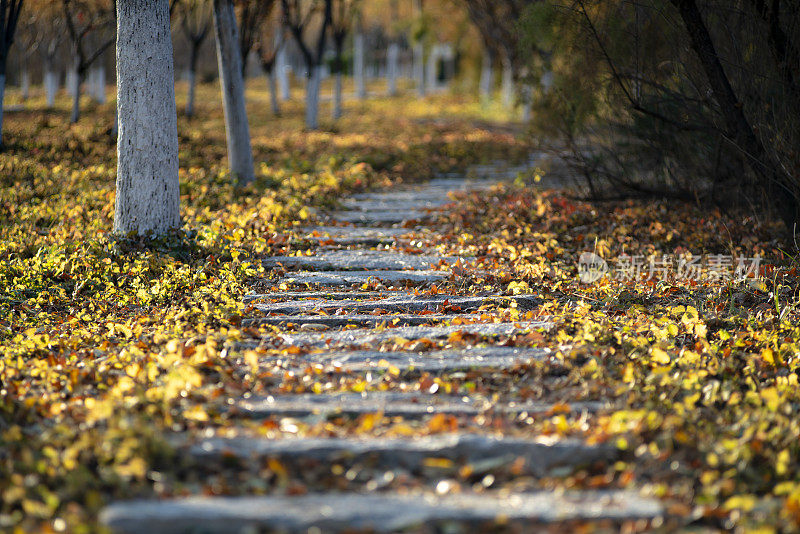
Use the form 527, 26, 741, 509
651, 348, 671, 365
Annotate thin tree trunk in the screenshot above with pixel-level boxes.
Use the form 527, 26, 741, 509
66, 67, 76, 97
44, 68, 57, 108
213, 0, 255, 184
96, 65, 106, 103
305, 65, 321, 129
185, 43, 201, 117
521, 84, 532, 122
70, 69, 82, 124
0, 74, 6, 148
387, 42, 399, 96
354, 32, 366, 99
670, 0, 799, 230
501, 59, 513, 108
268, 67, 280, 115
333, 71, 342, 119
479, 51, 492, 101
277, 46, 290, 100
185, 69, 197, 117
20, 68, 29, 101
114, 0, 180, 235
414, 42, 425, 96
426, 45, 438, 92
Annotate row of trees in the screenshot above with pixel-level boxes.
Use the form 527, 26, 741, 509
0, 0, 502, 236
0, 0, 491, 134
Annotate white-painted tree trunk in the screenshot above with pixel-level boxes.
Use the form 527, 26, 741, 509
333, 71, 342, 119
387, 42, 399, 96
276, 47, 290, 101
0, 75, 6, 147
114, 0, 180, 235
185, 69, 197, 117
354, 32, 366, 99
44, 69, 57, 108
426, 46, 438, 92
213, 0, 255, 184
70, 66, 82, 123
20, 68, 29, 101
479, 52, 493, 101
413, 42, 425, 97
66, 67, 77, 97
267, 68, 280, 115
521, 84, 532, 122
501, 60, 514, 109
95, 65, 106, 103
305, 65, 321, 129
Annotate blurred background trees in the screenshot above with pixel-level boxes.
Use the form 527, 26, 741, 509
1, 0, 798, 232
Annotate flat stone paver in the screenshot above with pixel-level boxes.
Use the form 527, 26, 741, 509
341, 198, 450, 211
101, 491, 663, 534
297, 226, 415, 246
297, 346, 549, 371
234, 391, 589, 419
279, 320, 551, 347
190, 434, 617, 476
279, 270, 450, 286
265, 250, 457, 271
331, 209, 432, 224
252, 294, 539, 315
244, 291, 409, 302
244, 313, 476, 328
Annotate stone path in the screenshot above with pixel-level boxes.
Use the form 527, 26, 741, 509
101, 166, 664, 532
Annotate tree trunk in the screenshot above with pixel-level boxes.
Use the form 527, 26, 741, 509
333, 71, 342, 119
501, 59, 513, 108
268, 67, 280, 115
520, 84, 532, 122
0, 74, 6, 148
185, 69, 197, 118
277, 46, 290, 101
70, 68, 82, 124
20, 68, 29, 101
94, 65, 106, 104
186, 43, 201, 118
387, 42, 399, 96
671, 0, 799, 231
479, 51, 492, 101
213, 0, 255, 184
426, 45, 438, 92
354, 32, 366, 99
413, 43, 425, 97
42, 59, 58, 109
66, 67, 76, 97
114, 0, 180, 235
305, 65, 321, 129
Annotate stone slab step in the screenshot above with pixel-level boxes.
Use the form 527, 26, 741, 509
265, 250, 457, 271
279, 270, 449, 287
299, 226, 416, 238
244, 313, 476, 328
330, 210, 433, 224
233, 391, 589, 419
101, 490, 663, 533
340, 198, 450, 211
190, 434, 617, 477
244, 291, 409, 303
297, 346, 549, 372
252, 294, 539, 315
296, 226, 415, 246
279, 320, 551, 348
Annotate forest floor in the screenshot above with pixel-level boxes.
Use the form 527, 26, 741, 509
1, 81, 800, 532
